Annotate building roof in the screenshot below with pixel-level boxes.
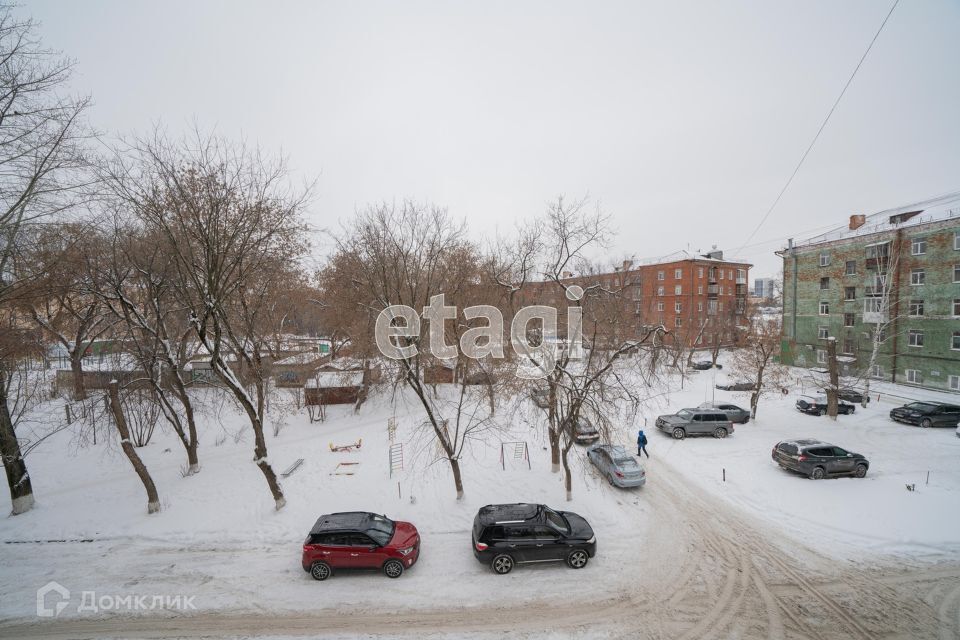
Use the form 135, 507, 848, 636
306, 370, 364, 388
793, 191, 960, 249
273, 351, 326, 366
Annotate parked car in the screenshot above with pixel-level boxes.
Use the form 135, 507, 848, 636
889, 402, 960, 428
530, 387, 550, 409
587, 444, 645, 488
573, 418, 600, 445
795, 395, 855, 416
302, 512, 420, 581
715, 381, 756, 391
838, 389, 870, 404
771, 439, 869, 480
697, 401, 750, 424
655, 408, 735, 439
472, 504, 596, 575
692, 360, 722, 370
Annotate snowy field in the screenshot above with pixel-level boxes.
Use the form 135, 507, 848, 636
0, 362, 959, 632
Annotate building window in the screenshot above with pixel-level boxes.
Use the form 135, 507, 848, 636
718, 301, 723, 312
675, 302, 682, 313
953, 332, 960, 351
736, 269, 745, 280
842, 339, 854, 355
657, 270, 664, 281
844, 313, 855, 327
719, 270, 724, 280
950, 375, 960, 392
820, 277, 830, 290
674, 268, 682, 279
905, 369, 922, 384
954, 265, 960, 283
845, 260, 856, 275
911, 237, 927, 255
819, 252, 830, 266
816, 350, 826, 364
909, 299, 924, 316
865, 243, 889, 259
698, 267, 704, 278
818, 326, 829, 339
697, 302, 703, 312
698, 285, 703, 295
908, 330, 924, 347
871, 364, 883, 379
675, 317, 682, 328
819, 301, 829, 316
657, 301, 664, 311
635, 301, 642, 314
910, 268, 925, 286
675, 285, 682, 295
864, 297, 883, 315
954, 299, 960, 316
633, 286, 642, 300
657, 286, 664, 296
844, 286, 856, 300
728, 270, 733, 279
955, 231, 960, 250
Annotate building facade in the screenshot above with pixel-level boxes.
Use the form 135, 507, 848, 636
779, 196, 960, 392
753, 278, 777, 300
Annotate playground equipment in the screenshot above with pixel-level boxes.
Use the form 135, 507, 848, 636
500, 441, 531, 471
387, 417, 397, 443
329, 438, 362, 452
280, 458, 304, 478
330, 462, 359, 476
389, 443, 404, 478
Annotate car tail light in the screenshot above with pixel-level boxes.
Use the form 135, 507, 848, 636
475, 542, 488, 551
614, 471, 624, 478
798, 455, 807, 462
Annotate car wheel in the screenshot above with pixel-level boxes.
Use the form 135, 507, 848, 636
672, 427, 685, 440
383, 559, 404, 579
310, 562, 331, 581
567, 549, 589, 569
854, 464, 868, 478
810, 466, 825, 480
713, 427, 728, 439
491, 554, 514, 575
818, 408, 826, 416
920, 418, 932, 428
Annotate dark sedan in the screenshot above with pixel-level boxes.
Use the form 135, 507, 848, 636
890, 402, 960, 428
692, 360, 722, 370
698, 402, 750, 424
795, 395, 855, 416
715, 381, 756, 391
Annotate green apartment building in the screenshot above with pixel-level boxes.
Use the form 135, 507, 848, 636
779, 194, 960, 393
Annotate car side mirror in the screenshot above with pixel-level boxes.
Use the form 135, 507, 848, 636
846, 453, 853, 457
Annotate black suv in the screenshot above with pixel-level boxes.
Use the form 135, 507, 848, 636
795, 395, 855, 416
471, 504, 596, 575
772, 439, 869, 480
889, 402, 960, 428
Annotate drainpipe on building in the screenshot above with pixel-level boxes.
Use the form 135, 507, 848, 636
789, 238, 798, 340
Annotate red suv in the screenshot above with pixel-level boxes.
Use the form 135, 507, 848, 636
302, 512, 420, 580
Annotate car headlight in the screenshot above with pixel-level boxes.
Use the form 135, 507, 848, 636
398, 546, 415, 556
586, 535, 595, 544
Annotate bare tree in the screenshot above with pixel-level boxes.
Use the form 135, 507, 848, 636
328, 202, 482, 500
730, 310, 786, 419
107, 381, 160, 513
101, 130, 310, 510
0, 6, 91, 514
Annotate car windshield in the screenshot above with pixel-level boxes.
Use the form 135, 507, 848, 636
906, 403, 936, 412
615, 455, 638, 467
676, 409, 692, 418
543, 507, 569, 533
365, 514, 395, 546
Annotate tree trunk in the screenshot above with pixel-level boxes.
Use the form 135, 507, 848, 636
826, 339, 839, 420
107, 382, 160, 514
0, 377, 34, 515
750, 364, 765, 419
450, 457, 465, 500
561, 445, 573, 501
69, 352, 87, 400
549, 428, 561, 473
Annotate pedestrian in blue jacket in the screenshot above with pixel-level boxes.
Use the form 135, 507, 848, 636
637, 430, 649, 458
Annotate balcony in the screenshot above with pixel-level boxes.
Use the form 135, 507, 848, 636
707, 284, 719, 297
735, 277, 746, 285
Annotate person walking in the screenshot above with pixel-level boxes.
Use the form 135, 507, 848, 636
637, 429, 649, 458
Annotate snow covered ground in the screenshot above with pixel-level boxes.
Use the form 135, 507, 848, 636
0, 361, 958, 636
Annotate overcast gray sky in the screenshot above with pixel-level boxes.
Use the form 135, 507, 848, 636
20, 0, 960, 277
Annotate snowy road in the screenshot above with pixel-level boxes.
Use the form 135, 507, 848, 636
3, 456, 958, 640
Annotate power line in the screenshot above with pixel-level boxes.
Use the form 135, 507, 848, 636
737, 0, 900, 253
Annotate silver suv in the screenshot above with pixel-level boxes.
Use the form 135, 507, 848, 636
655, 409, 735, 439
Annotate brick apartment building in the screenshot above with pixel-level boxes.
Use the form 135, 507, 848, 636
778, 193, 960, 392
526, 249, 751, 350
